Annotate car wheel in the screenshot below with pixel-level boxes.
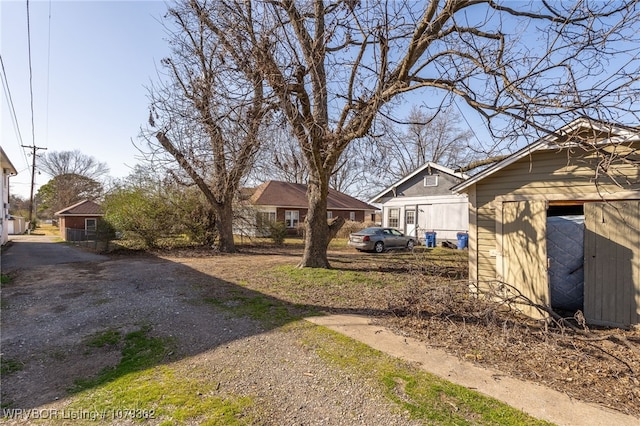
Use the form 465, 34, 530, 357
374, 241, 384, 253
407, 240, 415, 251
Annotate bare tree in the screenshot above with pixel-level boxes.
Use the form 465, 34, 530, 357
250, 123, 309, 185
36, 150, 108, 218
250, 123, 369, 197
37, 174, 102, 218
40, 150, 110, 181
143, 1, 270, 253
184, 0, 640, 267
367, 107, 480, 187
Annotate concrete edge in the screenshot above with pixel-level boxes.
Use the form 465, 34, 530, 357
305, 314, 638, 426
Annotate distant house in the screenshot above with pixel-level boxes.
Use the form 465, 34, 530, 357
1, 146, 18, 245
55, 200, 104, 241
369, 162, 469, 243
236, 180, 378, 236
452, 118, 640, 327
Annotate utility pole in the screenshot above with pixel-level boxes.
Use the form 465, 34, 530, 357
22, 145, 47, 230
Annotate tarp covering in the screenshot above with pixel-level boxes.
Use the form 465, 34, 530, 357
547, 215, 585, 311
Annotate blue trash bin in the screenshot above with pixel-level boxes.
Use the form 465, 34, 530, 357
456, 232, 468, 249
425, 232, 437, 248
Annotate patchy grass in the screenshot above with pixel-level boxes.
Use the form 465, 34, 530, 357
66, 366, 253, 425
0, 273, 11, 309
203, 294, 298, 328
84, 329, 121, 348
269, 265, 375, 287
53, 327, 253, 425
71, 326, 172, 393
0, 357, 24, 375
299, 323, 551, 426
31, 224, 60, 236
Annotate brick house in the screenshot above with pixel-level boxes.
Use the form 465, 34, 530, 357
55, 200, 104, 241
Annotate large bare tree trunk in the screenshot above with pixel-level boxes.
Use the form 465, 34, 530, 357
214, 199, 235, 253
300, 174, 330, 267
145, 2, 268, 255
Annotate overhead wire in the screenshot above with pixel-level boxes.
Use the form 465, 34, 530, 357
0, 53, 29, 166
45, 0, 52, 145
26, 0, 36, 152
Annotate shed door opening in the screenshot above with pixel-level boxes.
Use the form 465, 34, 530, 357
546, 205, 585, 312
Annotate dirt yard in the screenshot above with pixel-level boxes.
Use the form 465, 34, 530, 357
2, 243, 639, 423
161, 245, 640, 418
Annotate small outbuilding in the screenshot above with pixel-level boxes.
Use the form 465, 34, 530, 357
7, 216, 26, 235
55, 200, 104, 241
453, 118, 640, 328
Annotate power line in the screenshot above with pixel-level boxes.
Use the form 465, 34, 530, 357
26, 0, 37, 147
45, 0, 52, 144
0, 54, 28, 166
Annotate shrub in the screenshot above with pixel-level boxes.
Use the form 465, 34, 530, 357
296, 222, 306, 237
97, 219, 117, 242
336, 220, 376, 238
269, 221, 287, 245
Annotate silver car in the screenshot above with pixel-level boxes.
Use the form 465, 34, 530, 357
348, 227, 416, 253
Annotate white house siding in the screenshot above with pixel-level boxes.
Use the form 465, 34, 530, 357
1, 148, 18, 246
381, 194, 469, 242
7, 217, 26, 235
233, 205, 278, 237
1, 169, 8, 245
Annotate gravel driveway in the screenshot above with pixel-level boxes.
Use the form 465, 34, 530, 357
4, 237, 638, 425
0, 237, 419, 425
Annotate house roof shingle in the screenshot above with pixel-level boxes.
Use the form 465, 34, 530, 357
55, 200, 104, 216
250, 181, 377, 211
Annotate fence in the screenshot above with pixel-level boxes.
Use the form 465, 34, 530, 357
65, 228, 109, 251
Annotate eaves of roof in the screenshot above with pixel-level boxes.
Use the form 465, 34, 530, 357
369, 162, 468, 203
452, 118, 640, 193
55, 200, 104, 216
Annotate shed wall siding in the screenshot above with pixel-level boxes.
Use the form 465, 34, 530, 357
584, 201, 640, 327
501, 200, 549, 319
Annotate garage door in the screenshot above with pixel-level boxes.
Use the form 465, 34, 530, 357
501, 200, 549, 318
584, 201, 640, 327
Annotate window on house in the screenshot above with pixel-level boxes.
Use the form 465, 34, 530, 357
285, 210, 299, 228
349, 211, 356, 221
85, 218, 97, 231
256, 211, 276, 230
388, 208, 400, 228
424, 175, 439, 187
327, 211, 333, 219
405, 210, 415, 225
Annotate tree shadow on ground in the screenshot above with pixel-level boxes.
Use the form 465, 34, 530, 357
0, 240, 392, 411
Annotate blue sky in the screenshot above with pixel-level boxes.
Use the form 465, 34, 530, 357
1, 0, 171, 198
3, 1, 636, 200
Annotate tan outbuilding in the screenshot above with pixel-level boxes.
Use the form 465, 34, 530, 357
453, 118, 640, 328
